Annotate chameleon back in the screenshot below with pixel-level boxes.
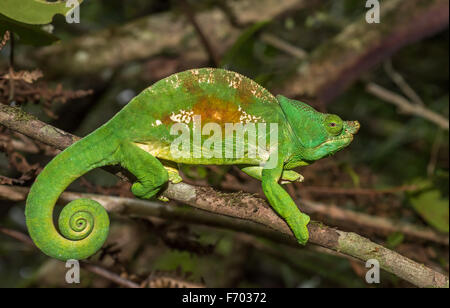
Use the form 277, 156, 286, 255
110, 68, 289, 164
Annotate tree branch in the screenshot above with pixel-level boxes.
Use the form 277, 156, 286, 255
276, 0, 449, 103
30, 0, 301, 76
0, 227, 141, 288
300, 199, 448, 246
366, 82, 449, 130
0, 104, 448, 288
180, 0, 220, 67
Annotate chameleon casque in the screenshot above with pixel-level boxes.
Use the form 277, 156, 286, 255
26, 68, 359, 260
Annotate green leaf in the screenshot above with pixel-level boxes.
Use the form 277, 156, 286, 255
409, 180, 449, 233
343, 163, 360, 187
220, 20, 270, 73
0, 0, 82, 25
0, 14, 59, 46
386, 232, 404, 249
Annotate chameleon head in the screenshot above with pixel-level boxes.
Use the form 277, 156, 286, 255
309, 116, 360, 160
277, 95, 360, 162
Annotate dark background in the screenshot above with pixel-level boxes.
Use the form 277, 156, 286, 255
0, 0, 448, 288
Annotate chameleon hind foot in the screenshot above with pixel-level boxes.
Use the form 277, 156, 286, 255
131, 183, 163, 199
120, 143, 169, 200
156, 165, 182, 202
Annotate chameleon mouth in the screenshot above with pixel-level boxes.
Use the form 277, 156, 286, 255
323, 134, 353, 145
311, 134, 353, 151
317, 126, 356, 148
323, 121, 360, 145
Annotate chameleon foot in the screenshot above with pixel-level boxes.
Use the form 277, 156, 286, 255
280, 170, 304, 184
158, 196, 170, 202
288, 213, 310, 245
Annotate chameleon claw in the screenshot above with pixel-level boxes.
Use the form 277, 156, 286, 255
158, 196, 170, 202
280, 171, 304, 184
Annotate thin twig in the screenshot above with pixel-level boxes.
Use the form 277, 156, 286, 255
366, 82, 449, 130
301, 185, 419, 196
384, 60, 424, 107
215, 0, 246, 28
8, 34, 15, 103
0, 226, 34, 246
180, 0, 220, 67
0, 227, 141, 288
277, 0, 449, 103
260, 33, 308, 60
0, 104, 448, 288
1, 184, 447, 246
79, 263, 140, 288
427, 128, 444, 176
300, 199, 448, 246
0, 31, 10, 51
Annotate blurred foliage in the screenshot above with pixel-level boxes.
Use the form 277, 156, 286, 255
0, 14, 60, 46
0, 0, 82, 25
408, 179, 449, 233
0, 0, 448, 288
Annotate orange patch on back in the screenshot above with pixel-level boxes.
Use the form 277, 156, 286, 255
192, 96, 241, 125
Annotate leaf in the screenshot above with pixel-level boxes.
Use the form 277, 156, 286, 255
0, 14, 59, 46
386, 232, 404, 249
408, 180, 449, 233
0, 0, 82, 25
343, 163, 360, 187
220, 20, 270, 75
2, 69, 44, 83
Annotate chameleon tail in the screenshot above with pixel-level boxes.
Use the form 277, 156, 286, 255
25, 128, 120, 261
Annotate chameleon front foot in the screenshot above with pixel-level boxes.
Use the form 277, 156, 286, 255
280, 170, 304, 184
165, 166, 183, 184
158, 195, 170, 202
240, 166, 304, 184
288, 212, 311, 245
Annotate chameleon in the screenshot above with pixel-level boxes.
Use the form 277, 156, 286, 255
25, 68, 360, 261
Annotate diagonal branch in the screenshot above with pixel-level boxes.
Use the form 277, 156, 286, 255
31, 0, 301, 76
0, 104, 448, 288
277, 0, 449, 103
180, 0, 220, 67
0, 227, 141, 288
366, 82, 449, 130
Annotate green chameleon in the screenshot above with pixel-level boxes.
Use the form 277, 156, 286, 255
26, 68, 359, 261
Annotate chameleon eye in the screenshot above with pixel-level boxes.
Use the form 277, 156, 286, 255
325, 115, 343, 136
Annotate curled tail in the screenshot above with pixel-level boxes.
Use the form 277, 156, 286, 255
26, 129, 120, 261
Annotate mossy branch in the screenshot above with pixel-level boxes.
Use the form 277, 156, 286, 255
276, 0, 449, 102
0, 104, 448, 288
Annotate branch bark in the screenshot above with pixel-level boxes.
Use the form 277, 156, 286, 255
0, 104, 448, 288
